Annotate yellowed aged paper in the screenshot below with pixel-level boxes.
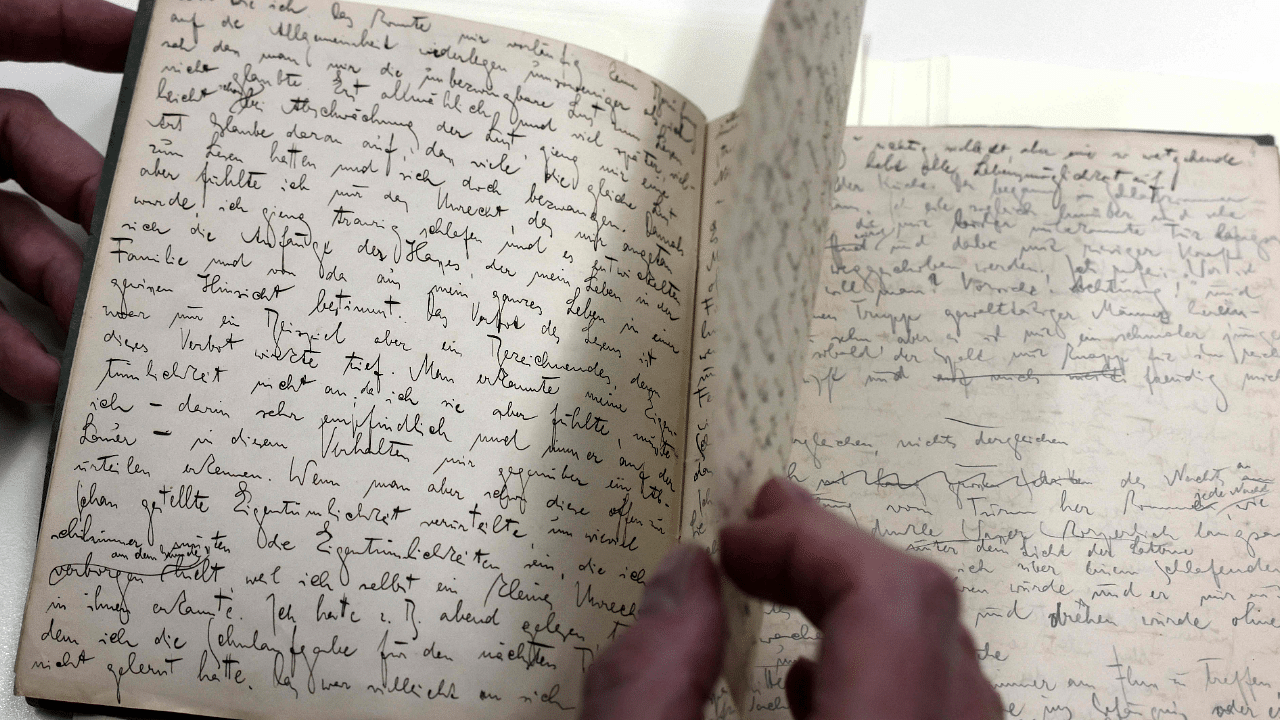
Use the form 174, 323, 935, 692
704, 0, 863, 709
682, 111, 743, 551
15, 0, 707, 717
752, 126, 1280, 718
681, 111, 746, 718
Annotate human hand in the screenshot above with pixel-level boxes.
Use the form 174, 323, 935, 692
579, 542, 726, 720
580, 477, 1003, 720
0, 0, 135, 403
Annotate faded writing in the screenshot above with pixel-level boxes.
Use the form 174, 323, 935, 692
747, 127, 1280, 719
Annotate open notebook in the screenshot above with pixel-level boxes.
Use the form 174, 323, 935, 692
13, 0, 1280, 718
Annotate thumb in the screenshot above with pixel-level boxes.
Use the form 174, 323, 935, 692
580, 544, 725, 720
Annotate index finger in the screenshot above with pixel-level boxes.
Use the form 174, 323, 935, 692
720, 479, 975, 718
720, 478, 955, 629
0, 0, 136, 72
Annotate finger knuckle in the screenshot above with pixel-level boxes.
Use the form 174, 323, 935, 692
0, 89, 48, 115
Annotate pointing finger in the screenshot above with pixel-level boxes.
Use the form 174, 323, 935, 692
721, 478, 968, 719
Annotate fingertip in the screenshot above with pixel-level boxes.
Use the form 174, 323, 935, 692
6, 347, 59, 405
784, 657, 816, 720
78, 172, 101, 233
749, 476, 816, 519
62, 0, 139, 73
720, 498, 876, 631
581, 544, 724, 720
25, 348, 60, 404
50, 252, 84, 330
638, 544, 718, 618
96, 1, 140, 72
0, 87, 107, 229
722, 477, 825, 578
34, 351, 60, 404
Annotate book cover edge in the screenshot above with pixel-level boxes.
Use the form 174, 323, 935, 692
888, 124, 1275, 147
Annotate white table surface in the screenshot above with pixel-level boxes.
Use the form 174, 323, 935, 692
2, 1, 1277, 718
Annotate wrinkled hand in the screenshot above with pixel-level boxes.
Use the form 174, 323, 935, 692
0, 0, 135, 403
580, 477, 1004, 720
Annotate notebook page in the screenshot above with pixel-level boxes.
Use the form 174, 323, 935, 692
15, 1, 707, 717
784, 126, 1280, 719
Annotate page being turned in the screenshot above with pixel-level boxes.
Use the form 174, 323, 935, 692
705, 0, 863, 709
15, 1, 706, 718
784, 127, 1280, 719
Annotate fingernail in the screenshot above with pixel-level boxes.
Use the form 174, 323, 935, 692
639, 544, 702, 617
